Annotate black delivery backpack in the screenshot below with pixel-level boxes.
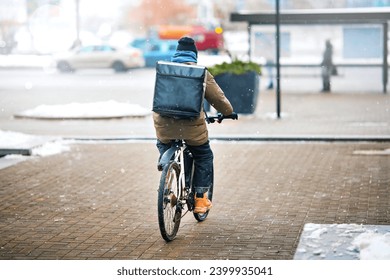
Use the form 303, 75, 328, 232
152, 61, 207, 119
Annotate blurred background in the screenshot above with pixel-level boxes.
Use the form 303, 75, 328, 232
1, 0, 389, 67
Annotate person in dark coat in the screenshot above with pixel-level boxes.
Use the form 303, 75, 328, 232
153, 37, 233, 214
321, 40, 334, 92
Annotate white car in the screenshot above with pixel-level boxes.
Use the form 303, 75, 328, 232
55, 45, 145, 72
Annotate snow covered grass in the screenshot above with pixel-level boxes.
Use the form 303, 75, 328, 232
15, 100, 151, 119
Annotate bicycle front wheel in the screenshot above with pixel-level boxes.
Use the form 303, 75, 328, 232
157, 161, 181, 242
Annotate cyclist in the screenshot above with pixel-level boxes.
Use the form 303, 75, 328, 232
153, 37, 233, 214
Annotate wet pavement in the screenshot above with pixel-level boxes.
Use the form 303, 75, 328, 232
0, 140, 389, 259
0, 65, 389, 259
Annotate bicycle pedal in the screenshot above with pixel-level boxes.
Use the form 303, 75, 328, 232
170, 193, 177, 207
187, 192, 195, 211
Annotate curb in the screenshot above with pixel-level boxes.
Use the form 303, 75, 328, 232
63, 135, 390, 142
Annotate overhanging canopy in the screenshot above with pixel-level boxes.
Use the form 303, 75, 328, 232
231, 7, 390, 25
230, 7, 389, 93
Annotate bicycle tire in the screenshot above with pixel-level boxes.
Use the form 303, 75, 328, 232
193, 184, 213, 222
157, 161, 181, 241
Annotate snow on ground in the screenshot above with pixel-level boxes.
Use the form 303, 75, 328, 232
294, 223, 390, 260
0, 130, 71, 155
0, 130, 72, 169
2, 99, 150, 160
0, 130, 50, 149
30, 140, 71, 156
15, 100, 151, 119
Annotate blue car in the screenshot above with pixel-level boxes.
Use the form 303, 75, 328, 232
129, 39, 177, 67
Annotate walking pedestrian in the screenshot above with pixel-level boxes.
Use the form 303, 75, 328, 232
321, 39, 334, 92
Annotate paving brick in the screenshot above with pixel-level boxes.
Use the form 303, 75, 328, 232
0, 141, 389, 260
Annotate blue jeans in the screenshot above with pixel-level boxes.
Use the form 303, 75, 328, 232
156, 140, 214, 194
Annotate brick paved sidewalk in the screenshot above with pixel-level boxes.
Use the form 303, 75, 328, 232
0, 141, 389, 260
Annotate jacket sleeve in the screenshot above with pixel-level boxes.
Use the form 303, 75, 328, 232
204, 71, 234, 115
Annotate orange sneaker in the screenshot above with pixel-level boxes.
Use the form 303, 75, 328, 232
194, 193, 212, 214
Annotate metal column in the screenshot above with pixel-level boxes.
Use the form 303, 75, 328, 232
276, 0, 281, 118
248, 23, 252, 59
383, 21, 388, 94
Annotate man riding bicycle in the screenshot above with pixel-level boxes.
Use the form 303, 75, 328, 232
153, 37, 233, 214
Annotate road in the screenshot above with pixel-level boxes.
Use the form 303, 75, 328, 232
0, 66, 387, 138
0, 68, 156, 137
0, 68, 154, 115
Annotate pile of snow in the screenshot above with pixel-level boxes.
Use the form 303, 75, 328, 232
0, 130, 70, 156
15, 100, 151, 119
294, 223, 390, 260
0, 130, 52, 149
353, 230, 390, 260
31, 140, 71, 157
0, 130, 71, 169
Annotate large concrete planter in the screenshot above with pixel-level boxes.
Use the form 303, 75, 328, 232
213, 71, 260, 114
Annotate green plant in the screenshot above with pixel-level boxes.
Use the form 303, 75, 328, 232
208, 59, 262, 76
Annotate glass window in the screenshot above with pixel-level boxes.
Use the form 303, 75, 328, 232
79, 46, 95, 53
101, 45, 114, 52
151, 44, 161, 51
343, 26, 382, 58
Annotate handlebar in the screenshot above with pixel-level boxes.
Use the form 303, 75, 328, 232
206, 112, 238, 124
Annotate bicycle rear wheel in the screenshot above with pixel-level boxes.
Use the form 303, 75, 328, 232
157, 161, 181, 241
193, 184, 213, 222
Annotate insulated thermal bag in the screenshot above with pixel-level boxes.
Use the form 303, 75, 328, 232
152, 61, 207, 119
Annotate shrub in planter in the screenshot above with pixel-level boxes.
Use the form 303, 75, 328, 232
207, 60, 261, 114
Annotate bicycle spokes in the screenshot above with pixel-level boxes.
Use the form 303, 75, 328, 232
158, 162, 181, 242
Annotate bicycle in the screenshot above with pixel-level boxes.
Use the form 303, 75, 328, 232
157, 113, 238, 242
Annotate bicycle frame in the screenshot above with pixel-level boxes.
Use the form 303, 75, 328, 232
158, 140, 194, 213
173, 143, 187, 204
157, 113, 238, 241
